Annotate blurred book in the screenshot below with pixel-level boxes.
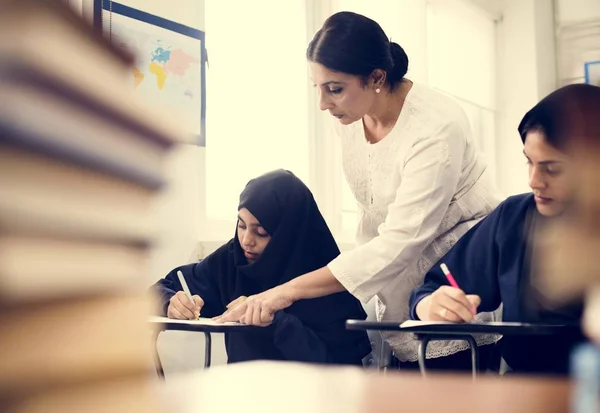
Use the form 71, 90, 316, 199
5, 375, 164, 413
0, 293, 159, 398
0, 84, 171, 189
0, 234, 150, 303
0, 0, 187, 411
0, 0, 193, 145
0, 145, 157, 242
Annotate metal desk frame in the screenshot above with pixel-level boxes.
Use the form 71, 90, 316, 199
346, 320, 580, 379
150, 318, 254, 379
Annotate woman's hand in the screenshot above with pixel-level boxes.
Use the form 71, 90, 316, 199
416, 286, 480, 323
167, 291, 204, 320
226, 296, 248, 309
214, 284, 295, 326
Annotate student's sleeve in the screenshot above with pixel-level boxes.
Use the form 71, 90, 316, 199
408, 202, 506, 319
328, 121, 470, 303
150, 260, 225, 318
271, 311, 331, 363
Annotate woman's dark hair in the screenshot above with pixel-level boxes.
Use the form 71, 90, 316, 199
518, 84, 600, 151
306, 11, 409, 91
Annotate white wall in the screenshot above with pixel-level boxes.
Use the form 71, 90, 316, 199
494, 0, 556, 196
336, 0, 429, 83
556, 0, 600, 85
494, 0, 600, 196
557, 0, 600, 24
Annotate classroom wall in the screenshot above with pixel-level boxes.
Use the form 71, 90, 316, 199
494, 0, 599, 196
556, 0, 600, 85
494, 0, 556, 196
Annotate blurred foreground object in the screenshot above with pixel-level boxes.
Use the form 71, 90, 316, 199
0, 0, 186, 411
165, 360, 570, 413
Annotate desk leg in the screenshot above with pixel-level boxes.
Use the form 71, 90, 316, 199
417, 335, 479, 380
153, 331, 165, 380
204, 332, 212, 369
465, 335, 479, 380
417, 337, 430, 377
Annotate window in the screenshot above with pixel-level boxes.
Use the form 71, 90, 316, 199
205, 0, 310, 223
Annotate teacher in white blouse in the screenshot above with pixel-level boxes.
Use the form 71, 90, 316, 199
216, 11, 504, 370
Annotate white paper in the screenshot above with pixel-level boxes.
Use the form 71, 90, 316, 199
401, 320, 529, 327
149, 315, 241, 326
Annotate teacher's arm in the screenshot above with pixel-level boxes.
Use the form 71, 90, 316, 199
326, 122, 469, 303
216, 123, 472, 324
214, 267, 344, 325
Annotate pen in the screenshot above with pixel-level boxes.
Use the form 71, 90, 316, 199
177, 270, 199, 320
440, 263, 460, 289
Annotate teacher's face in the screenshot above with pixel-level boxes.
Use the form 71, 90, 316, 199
309, 62, 374, 125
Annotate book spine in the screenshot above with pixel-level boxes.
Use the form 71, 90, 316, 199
0, 126, 166, 190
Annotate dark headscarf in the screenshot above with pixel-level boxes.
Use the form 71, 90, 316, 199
153, 170, 370, 364
232, 169, 341, 291
175, 170, 370, 364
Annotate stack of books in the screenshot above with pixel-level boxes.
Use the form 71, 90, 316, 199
0, 0, 188, 411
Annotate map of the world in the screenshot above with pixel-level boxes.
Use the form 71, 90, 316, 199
107, 13, 203, 137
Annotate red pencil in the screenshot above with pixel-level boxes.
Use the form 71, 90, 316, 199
440, 263, 460, 289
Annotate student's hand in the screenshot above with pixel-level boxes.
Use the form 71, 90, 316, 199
167, 291, 204, 320
416, 286, 480, 323
213, 284, 294, 326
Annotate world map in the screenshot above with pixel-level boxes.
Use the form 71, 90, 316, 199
133, 46, 199, 91
108, 17, 203, 136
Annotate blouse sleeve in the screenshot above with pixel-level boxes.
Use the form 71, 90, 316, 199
328, 121, 468, 303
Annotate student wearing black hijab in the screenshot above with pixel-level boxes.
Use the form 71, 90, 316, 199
152, 169, 371, 365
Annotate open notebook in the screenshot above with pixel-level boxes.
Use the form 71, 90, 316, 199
148, 315, 241, 326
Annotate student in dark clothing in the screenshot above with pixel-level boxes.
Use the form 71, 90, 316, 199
152, 169, 371, 365
409, 84, 600, 375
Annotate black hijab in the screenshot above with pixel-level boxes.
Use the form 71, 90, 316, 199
199, 169, 368, 363
153, 169, 370, 364
232, 169, 341, 291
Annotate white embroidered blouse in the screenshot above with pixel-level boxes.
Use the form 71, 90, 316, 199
327, 82, 504, 361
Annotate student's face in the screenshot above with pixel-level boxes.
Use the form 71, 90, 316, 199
309, 62, 375, 125
237, 208, 271, 263
524, 130, 574, 217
